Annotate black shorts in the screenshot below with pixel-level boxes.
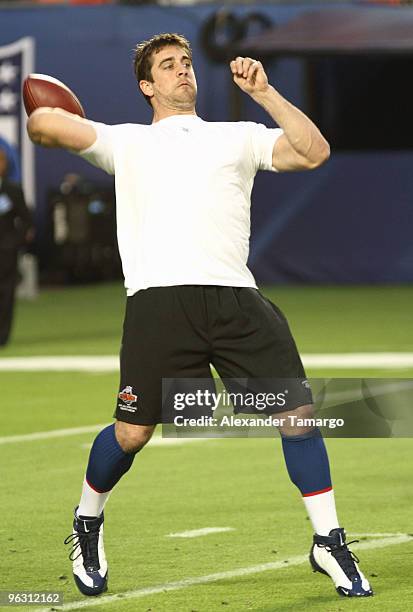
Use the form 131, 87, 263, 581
114, 286, 312, 425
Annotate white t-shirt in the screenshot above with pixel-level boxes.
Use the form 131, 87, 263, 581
78, 115, 282, 296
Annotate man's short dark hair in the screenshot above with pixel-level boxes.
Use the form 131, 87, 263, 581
133, 33, 192, 108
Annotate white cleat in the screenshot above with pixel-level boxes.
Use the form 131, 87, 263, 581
310, 528, 373, 597
64, 507, 108, 596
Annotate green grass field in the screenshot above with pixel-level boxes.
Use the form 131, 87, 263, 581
0, 283, 412, 611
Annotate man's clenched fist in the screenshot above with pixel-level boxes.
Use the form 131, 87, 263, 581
230, 56, 269, 96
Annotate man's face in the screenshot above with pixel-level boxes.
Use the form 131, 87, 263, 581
141, 45, 197, 111
0, 150, 8, 178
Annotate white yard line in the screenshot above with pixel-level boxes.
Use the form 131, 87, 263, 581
0, 426, 210, 446
1, 352, 413, 371
304, 353, 413, 368
166, 527, 235, 538
33, 534, 412, 612
0, 424, 108, 445
349, 532, 408, 538
0, 356, 119, 371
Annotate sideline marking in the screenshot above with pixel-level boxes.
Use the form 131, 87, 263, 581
0, 424, 108, 445
0, 356, 118, 371
166, 527, 235, 538
33, 534, 412, 611
349, 532, 408, 538
0, 426, 209, 447
304, 353, 413, 369
1, 352, 413, 371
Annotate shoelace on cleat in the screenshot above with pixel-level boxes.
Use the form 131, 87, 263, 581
64, 528, 101, 571
317, 539, 360, 581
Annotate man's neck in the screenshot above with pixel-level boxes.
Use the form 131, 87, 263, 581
152, 108, 197, 124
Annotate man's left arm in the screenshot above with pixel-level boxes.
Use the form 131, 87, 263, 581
230, 56, 330, 172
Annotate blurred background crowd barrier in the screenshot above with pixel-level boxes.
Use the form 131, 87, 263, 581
0, 1, 412, 285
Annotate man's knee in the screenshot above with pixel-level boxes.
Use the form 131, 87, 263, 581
115, 421, 156, 453
277, 403, 316, 437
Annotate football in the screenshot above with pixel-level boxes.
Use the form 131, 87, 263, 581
23, 73, 86, 118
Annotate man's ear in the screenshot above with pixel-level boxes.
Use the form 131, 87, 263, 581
139, 80, 154, 98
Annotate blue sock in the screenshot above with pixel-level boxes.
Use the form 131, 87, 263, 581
86, 424, 137, 493
281, 428, 332, 496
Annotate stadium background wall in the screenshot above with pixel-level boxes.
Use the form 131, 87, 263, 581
0, 3, 412, 284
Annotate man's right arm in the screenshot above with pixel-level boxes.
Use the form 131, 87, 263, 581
27, 107, 97, 152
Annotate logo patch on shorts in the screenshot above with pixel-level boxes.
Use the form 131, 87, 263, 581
118, 385, 138, 412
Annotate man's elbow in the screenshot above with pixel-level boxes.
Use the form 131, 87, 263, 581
307, 140, 330, 169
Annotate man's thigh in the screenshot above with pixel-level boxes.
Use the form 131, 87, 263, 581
114, 286, 214, 425
210, 287, 312, 414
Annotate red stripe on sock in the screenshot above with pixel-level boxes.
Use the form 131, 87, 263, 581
85, 478, 111, 494
302, 486, 333, 498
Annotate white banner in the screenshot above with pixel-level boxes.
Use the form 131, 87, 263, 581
0, 37, 35, 207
